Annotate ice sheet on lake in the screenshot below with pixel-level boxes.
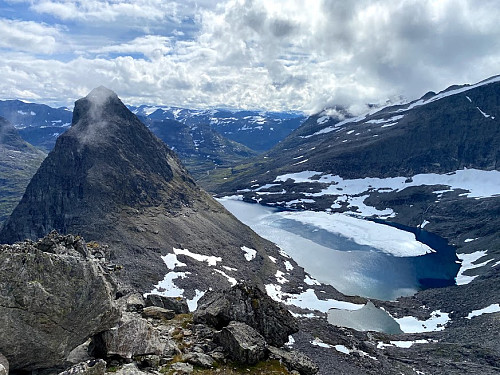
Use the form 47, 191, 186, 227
277, 211, 433, 257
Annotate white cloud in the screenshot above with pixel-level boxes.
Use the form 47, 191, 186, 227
1, 0, 500, 112
0, 19, 61, 54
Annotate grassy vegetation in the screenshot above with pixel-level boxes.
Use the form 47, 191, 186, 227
160, 359, 291, 375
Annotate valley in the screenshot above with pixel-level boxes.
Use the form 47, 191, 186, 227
0, 77, 498, 375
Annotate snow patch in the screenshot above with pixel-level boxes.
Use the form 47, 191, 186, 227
466, 304, 500, 319
265, 285, 363, 313
393, 310, 451, 333
213, 269, 237, 286
241, 246, 257, 261
174, 248, 221, 266
187, 290, 206, 312
456, 250, 493, 285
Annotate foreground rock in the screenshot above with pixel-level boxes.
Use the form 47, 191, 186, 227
90, 312, 166, 360
0, 353, 8, 375
216, 322, 267, 365
194, 283, 299, 346
268, 346, 319, 375
0, 232, 119, 372
57, 359, 106, 375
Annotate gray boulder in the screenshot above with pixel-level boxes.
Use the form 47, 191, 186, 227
194, 283, 298, 346
145, 294, 189, 314
142, 306, 175, 320
114, 363, 149, 375
183, 352, 214, 368
267, 346, 319, 375
90, 312, 165, 360
57, 360, 106, 375
0, 232, 119, 372
0, 353, 8, 375
215, 321, 267, 365
169, 362, 193, 374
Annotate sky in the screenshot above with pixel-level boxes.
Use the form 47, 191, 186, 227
0, 0, 499, 114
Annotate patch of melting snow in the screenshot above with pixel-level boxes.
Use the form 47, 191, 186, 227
377, 339, 433, 349
456, 250, 493, 285
392, 310, 451, 333
304, 275, 321, 285
162, 253, 187, 270
275, 270, 289, 284
187, 290, 206, 312
466, 304, 500, 319
149, 271, 189, 297
310, 337, 333, 348
274, 169, 500, 200
464, 238, 478, 243
419, 220, 430, 228
241, 246, 257, 261
265, 285, 363, 313
268, 256, 277, 263
285, 335, 295, 347
284, 260, 294, 271
174, 248, 221, 266
213, 269, 237, 286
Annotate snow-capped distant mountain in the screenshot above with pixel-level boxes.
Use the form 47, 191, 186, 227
0, 100, 73, 152
130, 105, 306, 152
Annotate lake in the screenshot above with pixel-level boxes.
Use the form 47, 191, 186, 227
219, 197, 459, 301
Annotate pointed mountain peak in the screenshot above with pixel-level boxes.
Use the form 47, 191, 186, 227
86, 86, 117, 103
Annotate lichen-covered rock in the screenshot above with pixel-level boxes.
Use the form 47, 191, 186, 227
90, 312, 164, 360
267, 346, 318, 375
57, 359, 106, 375
215, 322, 267, 365
183, 352, 214, 368
145, 295, 189, 314
194, 283, 298, 346
0, 232, 119, 372
114, 363, 149, 375
169, 362, 193, 374
141, 306, 175, 320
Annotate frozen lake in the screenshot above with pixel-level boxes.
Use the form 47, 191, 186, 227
220, 197, 459, 301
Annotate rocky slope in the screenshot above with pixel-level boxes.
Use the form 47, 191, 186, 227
0, 87, 342, 305
0, 116, 46, 225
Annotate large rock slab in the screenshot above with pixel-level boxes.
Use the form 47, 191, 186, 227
267, 346, 318, 375
194, 283, 298, 346
145, 294, 189, 314
215, 322, 267, 365
0, 232, 119, 372
90, 312, 165, 360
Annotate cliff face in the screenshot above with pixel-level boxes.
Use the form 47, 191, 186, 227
0, 87, 316, 297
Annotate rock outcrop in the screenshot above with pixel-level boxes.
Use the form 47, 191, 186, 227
215, 322, 267, 365
145, 295, 189, 315
0, 232, 119, 372
0, 353, 8, 375
57, 360, 106, 375
194, 283, 299, 346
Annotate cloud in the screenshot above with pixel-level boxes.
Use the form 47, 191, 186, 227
1, 0, 500, 113
0, 18, 62, 54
